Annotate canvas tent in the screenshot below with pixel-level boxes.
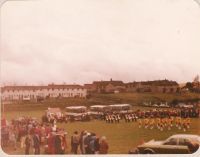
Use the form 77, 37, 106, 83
90, 105, 109, 112
108, 104, 131, 111
65, 106, 87, 113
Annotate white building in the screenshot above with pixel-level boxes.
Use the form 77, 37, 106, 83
1, 84, 87, 101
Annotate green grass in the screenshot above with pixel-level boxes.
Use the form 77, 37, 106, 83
2, 109, 200, 154
2, 92, 200, 112
1, 92, 200, 154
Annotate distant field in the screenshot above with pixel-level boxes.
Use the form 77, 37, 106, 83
2, 92, 200, 112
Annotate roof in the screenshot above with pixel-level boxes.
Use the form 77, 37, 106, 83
66, 106, 87, 110
126, 80, 178, 86
168, 134, 200, 143
84, 84, 94, 87
93, 80, 124, 87
90, 105, 107, 108
140, 80, 178, 86
47, 84, 84, 89
170, 134, 200, 139
1, 84, 85, 92
109, 104, 131, 107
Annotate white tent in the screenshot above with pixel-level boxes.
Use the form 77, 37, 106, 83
89, 105, 109, 112
108, 104, 131, 110
65, 106, 87, 113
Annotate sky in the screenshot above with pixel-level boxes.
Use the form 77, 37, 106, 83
0, 0, 200, 85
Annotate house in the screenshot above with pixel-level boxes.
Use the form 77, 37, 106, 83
1, 84, 87, 102
92, 79, 126, 93
84, 84, 96, 93
125, 80, 179, 93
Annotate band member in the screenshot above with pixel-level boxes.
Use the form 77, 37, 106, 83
105, 116, 109, 123
178, 118, 182, 130
144, 118, 149, 129
167, 118, 171, 130
149, 119, 155, 130
160, 122, 163, 131
156, 118, 161, 130
186, 118, 191, 129
138, 119, 142, 128
182, 119, 187, 132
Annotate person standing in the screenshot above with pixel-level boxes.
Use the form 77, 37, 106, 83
94, 137, 100, 154
55, 134, 62, 154
61, 133, 67, 154
99, 136, 109, 154
9, 131, 17, 151
72, 131, 79, 154
47, 132, 55, 154
33, 132, 40, 154
79, 131, 84, 154
84, 133, 91, 154
89, 133, 96, 154
25, 134, 32, 154
81, 131, 87, 154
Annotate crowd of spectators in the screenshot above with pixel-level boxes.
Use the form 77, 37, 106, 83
1, 117, 109, 155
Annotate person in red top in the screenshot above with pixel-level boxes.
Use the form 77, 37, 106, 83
47, 132, 55, 154
45, 125, 52, 136
61, 133, 67, 154
99, 136, 109, 154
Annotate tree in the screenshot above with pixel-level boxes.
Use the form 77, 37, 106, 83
185, 82, 193, 90
193, 75, 199, 83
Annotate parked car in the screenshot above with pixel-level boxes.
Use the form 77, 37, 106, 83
130, 134, 200, 154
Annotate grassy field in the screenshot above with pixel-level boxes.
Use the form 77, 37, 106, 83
2, 92, 200, 112
2, 108, 200, 154
1, 92, 200, 154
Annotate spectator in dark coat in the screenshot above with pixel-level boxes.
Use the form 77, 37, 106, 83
71, 131, 79, 154
84, 133, 92, 154
55, 134, 62, 154
25, 134, 31, 154
33, 133, 40, 154
79, 131, 84, 154
94, 137, 100, 154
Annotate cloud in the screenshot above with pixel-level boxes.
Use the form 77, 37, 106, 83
1, 0, 200, 85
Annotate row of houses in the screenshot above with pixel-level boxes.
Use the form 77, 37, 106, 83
0, 84, 87, 102
84, 79, 179, 94
0, 79, 181, 102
